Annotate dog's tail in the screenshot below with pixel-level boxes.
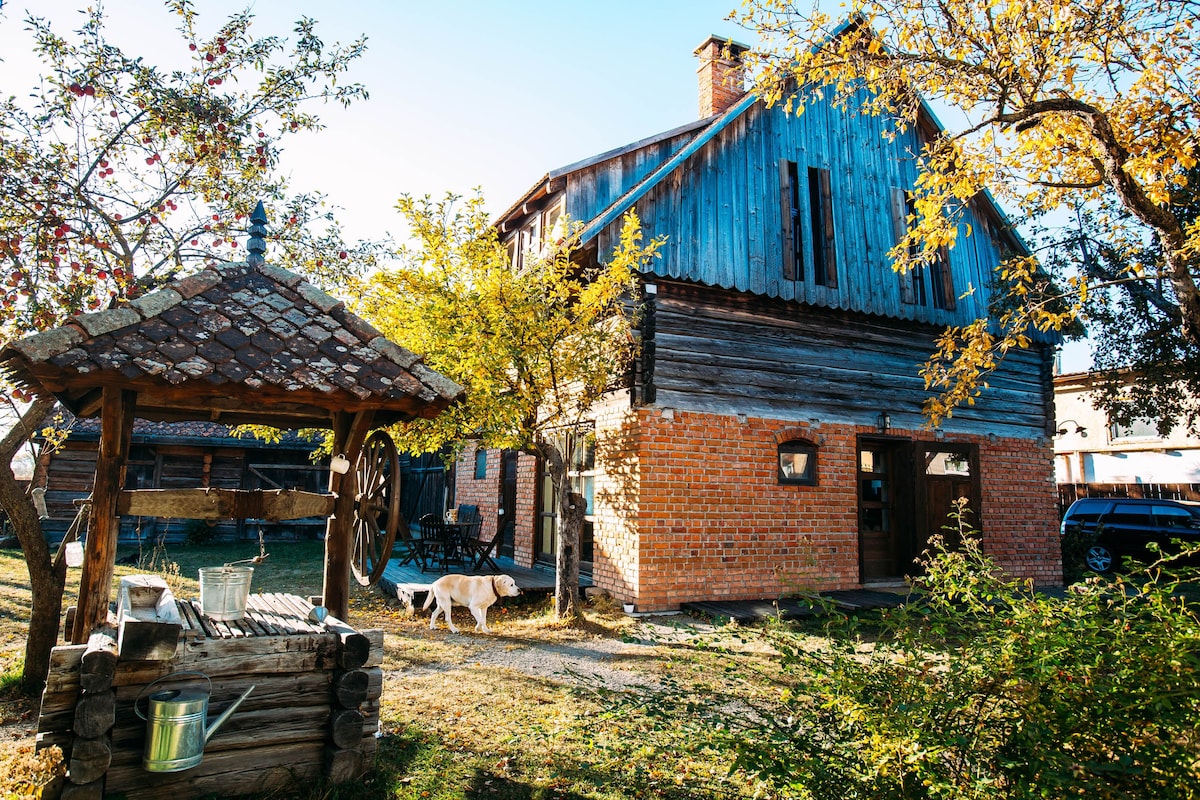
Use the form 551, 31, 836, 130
421, 590, 434, 611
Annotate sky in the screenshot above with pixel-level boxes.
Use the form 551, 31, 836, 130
0, 0, 1092, 371
0, 0, 758, 242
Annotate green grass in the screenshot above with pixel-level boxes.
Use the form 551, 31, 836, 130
0, 543, 774, 800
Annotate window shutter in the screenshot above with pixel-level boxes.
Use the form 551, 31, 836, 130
780, 160, 797, 281
810, 167, 837, 288
890, 187, 915, 304
935, 245, 956, 310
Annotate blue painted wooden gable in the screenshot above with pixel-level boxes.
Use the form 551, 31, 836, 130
562, 94, 1014, 330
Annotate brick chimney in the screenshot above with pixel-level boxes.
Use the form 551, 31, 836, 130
694, 35, 749, 118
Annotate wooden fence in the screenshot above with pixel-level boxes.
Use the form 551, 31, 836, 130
1057, 483, 1200, 516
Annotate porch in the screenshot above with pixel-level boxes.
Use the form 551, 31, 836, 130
378, 555, 592, 600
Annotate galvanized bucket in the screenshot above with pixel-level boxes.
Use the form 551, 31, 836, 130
198, 565, 253, 621
135, 671, 254, 773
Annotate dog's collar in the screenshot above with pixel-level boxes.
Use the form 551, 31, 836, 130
490, 575, 500, 602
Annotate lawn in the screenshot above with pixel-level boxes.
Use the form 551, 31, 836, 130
0, 541, 781, 800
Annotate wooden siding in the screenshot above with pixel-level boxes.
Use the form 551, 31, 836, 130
565, 128, 703, 233
646, 281, 1053, 439
581, 98, 1011, 330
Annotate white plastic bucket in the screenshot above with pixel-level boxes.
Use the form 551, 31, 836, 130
198, 566, 253, 621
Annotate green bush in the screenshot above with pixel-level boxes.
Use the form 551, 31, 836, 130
615, 504, 1200, 799
1059, 519, 1096, 584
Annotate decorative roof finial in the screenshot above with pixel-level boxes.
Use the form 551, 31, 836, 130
247, 201, 268, 266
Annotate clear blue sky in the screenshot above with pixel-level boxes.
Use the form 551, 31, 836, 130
0, 0, 1092, 371
0, 0, 759, 242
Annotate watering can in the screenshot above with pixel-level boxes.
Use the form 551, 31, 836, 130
135, 671, 255, 773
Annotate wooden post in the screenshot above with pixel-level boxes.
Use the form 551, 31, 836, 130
322, 410, 374, 621
72, 388, 135, 643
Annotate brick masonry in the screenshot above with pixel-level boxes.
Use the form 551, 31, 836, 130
454, 407, 1062, 611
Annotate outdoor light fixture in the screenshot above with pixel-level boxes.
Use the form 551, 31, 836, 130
934, 428, 945, 441
1055, 420, 1087, 437
875, 411, 892, 433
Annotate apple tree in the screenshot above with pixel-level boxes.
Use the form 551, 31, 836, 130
0, 0, 375, 691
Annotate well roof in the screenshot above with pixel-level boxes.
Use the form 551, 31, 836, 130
0, 256, 462, 429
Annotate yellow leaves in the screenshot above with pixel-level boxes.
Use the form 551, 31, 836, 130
361, 196, 661, 456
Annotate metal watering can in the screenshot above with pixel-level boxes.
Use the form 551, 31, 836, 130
135, 671, 255, 773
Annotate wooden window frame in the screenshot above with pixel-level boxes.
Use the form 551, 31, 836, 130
473, 448, 487, 480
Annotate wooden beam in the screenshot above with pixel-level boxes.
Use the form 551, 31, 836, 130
72, 387, 134, 643
117, 488, 335, 521
321, 411, 374, 621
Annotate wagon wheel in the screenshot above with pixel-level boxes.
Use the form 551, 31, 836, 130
351, 430, 401, 586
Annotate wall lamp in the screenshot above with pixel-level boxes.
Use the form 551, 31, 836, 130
1056, 420, 1087, 437
875, 411, 892, 434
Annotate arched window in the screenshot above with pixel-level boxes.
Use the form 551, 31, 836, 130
778, 439, 818, 486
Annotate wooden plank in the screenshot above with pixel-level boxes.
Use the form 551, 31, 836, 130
323, 411, 375, 621
104, 741, 325, 799
116, 488, 335, 521
72, 387, 135, 642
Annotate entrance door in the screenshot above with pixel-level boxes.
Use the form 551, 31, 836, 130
858, 441, 915, 581
499, 451, 518, 559
917, 444, 980, 555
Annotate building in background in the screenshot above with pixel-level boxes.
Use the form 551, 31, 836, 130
1054, 371, 1200, 507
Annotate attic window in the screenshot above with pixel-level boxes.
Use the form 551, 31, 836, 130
778, 439, 818, 486
807, 167, 837, 288
890, 187, 953, 309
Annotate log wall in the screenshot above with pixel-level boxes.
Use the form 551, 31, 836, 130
37, 593, 382, 799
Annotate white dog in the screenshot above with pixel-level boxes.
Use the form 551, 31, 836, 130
422, 573, 521, 633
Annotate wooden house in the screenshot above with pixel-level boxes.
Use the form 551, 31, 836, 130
36, 415, 450, 548
456, 35, 1061, 610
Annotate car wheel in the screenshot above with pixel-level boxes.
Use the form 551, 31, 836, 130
1085, 545, 1114, 573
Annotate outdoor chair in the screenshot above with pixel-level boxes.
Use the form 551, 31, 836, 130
465, 523, 503, 572
392, 516, 426, 569
417, 513, 449, 572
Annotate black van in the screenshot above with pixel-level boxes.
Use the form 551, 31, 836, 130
1060, 497, 1200, 572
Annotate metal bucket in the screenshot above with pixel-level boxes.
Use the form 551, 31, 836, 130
198, 565, 253, 621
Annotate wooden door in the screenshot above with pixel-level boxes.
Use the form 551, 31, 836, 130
499, 450, 518, 558
858, 441, 916, 581
916, 444, 980, 557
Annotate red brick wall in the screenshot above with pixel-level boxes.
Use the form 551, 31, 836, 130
512, 452, 537, 568
980, 435, 1063, 585
452, 443, 500, 541
622, 410, 861, 610
584, 408, 1061, 611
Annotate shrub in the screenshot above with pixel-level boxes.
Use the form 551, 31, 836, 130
612, 503, 1200, 799
1059, 519, 1096, 584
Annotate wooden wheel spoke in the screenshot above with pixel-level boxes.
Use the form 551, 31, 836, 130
349, 430, 402, 586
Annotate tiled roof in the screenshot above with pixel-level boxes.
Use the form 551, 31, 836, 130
1, 259, 463, 428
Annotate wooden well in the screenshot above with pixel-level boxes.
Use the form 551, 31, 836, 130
1, 205, 461, 796
40, 594, 383, 799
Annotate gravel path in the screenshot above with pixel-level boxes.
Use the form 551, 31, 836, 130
403, 613, 723, 692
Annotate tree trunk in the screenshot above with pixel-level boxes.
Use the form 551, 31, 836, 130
555, 488, 584, 619
0, 397, 63, 693
539, 441, 582, 619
